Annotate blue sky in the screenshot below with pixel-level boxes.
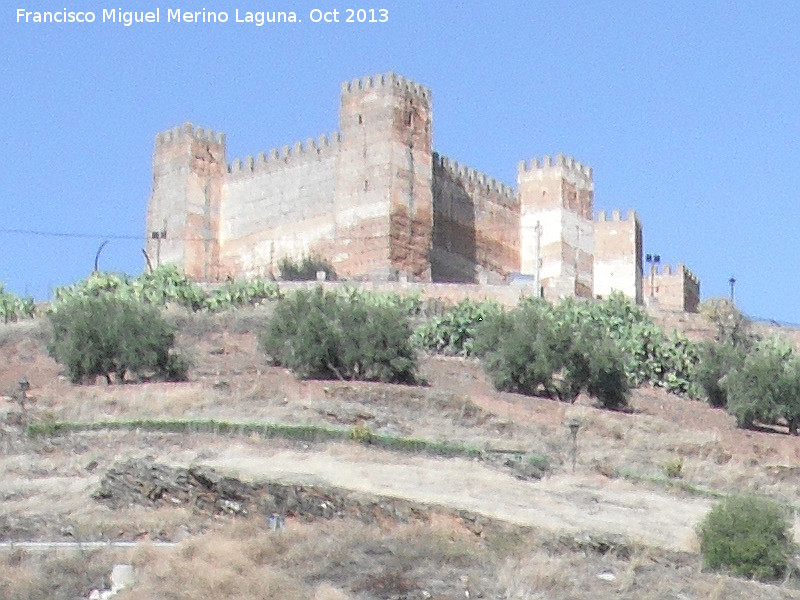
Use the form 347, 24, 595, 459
2, 1, 798, 322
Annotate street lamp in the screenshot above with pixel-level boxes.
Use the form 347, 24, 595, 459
645, 253, 661, 299
18, 377, 30, 412
568, 418, 580, 472
729, 277, 736, 303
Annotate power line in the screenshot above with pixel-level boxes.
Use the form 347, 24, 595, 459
0, 228, 142, 240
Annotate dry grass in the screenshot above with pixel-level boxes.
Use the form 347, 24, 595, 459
0, 546, 128, 600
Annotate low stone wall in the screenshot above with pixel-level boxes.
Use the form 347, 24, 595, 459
274, 280, 539, 307
95, 460, 494, 535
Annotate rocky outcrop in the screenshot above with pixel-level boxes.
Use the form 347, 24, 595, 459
95, 460, 490, 534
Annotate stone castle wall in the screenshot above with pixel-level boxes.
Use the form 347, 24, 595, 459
518, 156, 594, 300
145, 72, 700, 310
594, 209, 643, 304
646, 264, 700, 312
431, 154, 519, 283
221, 135, 341, 278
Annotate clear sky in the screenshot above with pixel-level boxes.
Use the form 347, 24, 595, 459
2, 1, 798, 322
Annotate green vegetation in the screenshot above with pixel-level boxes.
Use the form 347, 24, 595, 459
277, 255, 337, 281
0, 284, 35, 323
51, 266, 280, 313
414, 293, 699, 398
47, 294, 188, 384
473, 298, 630, 409
697, 495, 794, 581
413, 299, 502, 356
25, 418, 485, 459
723, 338, 800, 433
259, 287, 418, 383
550, 294, 698, 397
694, 298, 756, 408
661, 456, 684, 479
336, 286, 423, 316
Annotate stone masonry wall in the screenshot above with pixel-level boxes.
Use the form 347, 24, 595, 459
145, 72, 700, 311
431, 153, 519, 283
646, 264, 700, 312
334, 74, 433, 281
220, 136, 341, 278
593, 209, 643, 303
147, 125, 227, 280
517, 156, 594, 300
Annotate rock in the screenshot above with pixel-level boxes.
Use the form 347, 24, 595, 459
111, 564, 135, 593
597, 571, 616, 582
94, 460, 506, 538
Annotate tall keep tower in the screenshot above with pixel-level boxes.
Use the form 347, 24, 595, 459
146, 124, 227, 281
335, 73, 434, 281
517, 155, 594, 299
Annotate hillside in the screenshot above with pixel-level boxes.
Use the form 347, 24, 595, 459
3, 307, 800, 599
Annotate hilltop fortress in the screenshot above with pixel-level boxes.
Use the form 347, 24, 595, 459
146, 72, 700, 311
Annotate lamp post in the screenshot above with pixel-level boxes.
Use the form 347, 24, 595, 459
534, 221, 543, 298
568, 418, 580, 473
645, 253, 661, 300
18, 377, 30, 414
729, 277, 736, 303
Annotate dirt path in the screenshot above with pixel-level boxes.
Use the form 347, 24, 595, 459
199, 442, 710, 553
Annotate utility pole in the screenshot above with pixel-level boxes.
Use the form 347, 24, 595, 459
151, 221, 167, 267
534, 221, 542, 297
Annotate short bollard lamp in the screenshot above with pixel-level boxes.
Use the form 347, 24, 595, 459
18, 377, 30, 408
568, 418, 580, 472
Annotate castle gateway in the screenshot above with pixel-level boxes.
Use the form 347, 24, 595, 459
146, 72, 699, 311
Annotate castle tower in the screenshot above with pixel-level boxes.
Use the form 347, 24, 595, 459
517, 155, 594, 299
334, 73, 434, 281
146, 124, 227, 280
594, 209, 643, 303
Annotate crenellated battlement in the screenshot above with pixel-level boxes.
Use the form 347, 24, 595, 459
147, 71, 699, 312
595, 208, 638, 222
227, 132, 343, 177
433, 152, 517, 203
341, 71, 431, 101
155, 122, 226, 147
517, 153, 593, 182
650, 263, 700, 285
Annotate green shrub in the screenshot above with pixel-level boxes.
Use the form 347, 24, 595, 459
555, 294, 699, 397
413, 299, 502, 356
661, 457, 684, 479
415, 292, 698, 397
694, 298, 757, 408
723, 338, 800, 433
695, 340, 748, 408
0, 284, 36, 323
47, 295, 188, 384
338, 287, 422, 316
51, 267, 285, 314
278, 255, 336, 281
697, 495, 794, 580
204, 277, 281, 311
350, 424, 375, 444
259, 287, 417, 383
473, 298, 629, 409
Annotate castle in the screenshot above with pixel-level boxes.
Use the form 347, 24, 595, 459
145, 72, 700, 311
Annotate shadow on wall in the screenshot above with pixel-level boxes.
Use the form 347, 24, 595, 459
431, 177, 477, 283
